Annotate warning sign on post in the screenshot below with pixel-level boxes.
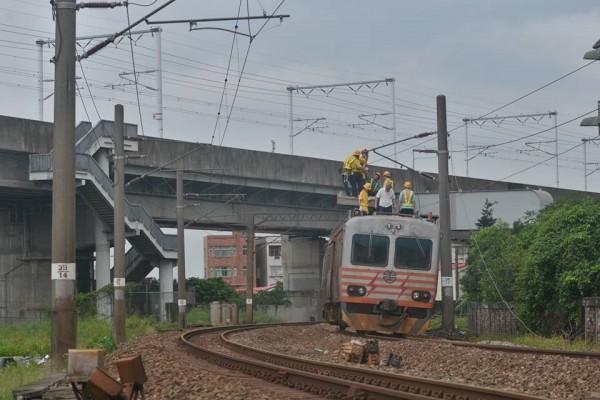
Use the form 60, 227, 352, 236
51, 263, 76, 280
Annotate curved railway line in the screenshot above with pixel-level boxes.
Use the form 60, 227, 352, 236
363, 331, 600, 359
181, 322, 550, 400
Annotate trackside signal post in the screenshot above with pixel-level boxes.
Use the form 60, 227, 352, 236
437, 95, 454, 331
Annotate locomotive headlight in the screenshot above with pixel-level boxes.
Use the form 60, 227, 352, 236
395, 224, 403, 231
411, 290, 431, 302
347, 285, 367, 297
385, 223, 393, 230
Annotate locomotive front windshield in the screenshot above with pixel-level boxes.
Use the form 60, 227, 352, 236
394, 237, 433, 270
351, 234, 389, 267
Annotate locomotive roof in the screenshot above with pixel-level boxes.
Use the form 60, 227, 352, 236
332, 214, 439, 238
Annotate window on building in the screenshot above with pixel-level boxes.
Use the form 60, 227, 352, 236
242, 246, 247, 255
209, 246, 236, 257
242, 266, 247, 277
269, 245, 281, 259
270, 265, 283, 277
210, 267, 238, 278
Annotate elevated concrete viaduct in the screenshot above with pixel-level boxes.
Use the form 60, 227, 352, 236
0, 114, 594, 322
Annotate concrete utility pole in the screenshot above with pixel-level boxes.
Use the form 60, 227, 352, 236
245, 214, 255, 324
176, 170, 187, 328
50, 0, 77, 370
437, 95, 454, 332
113, 104, 126, 344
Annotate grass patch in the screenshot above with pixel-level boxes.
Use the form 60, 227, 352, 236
0, 320, 51, 357
0, 316, 165, 399
187, 306, 211, 325
240, 309, 285, 324
0, 363, 49, 400
474, 333, 600, 351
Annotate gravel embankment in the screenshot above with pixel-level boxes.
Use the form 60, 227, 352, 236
99, 324, 600, 399
103, 331, 320, 400
230, 324, 600, 399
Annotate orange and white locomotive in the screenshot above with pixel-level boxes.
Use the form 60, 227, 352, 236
321, 213, 440, 335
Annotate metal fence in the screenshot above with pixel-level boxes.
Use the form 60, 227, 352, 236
466, 302, 522, 335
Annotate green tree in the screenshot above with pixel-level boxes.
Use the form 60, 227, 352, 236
475, 198, 497, 229
186, 277, 241, 304
253, 281, 290, 305
515, 197, 600, 335
462, 221, 521, 303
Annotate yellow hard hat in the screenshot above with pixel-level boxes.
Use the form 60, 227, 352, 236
363, 183, 372, 190
383, 171, 391, 178
404, 181, 412, 188
373, 172, 381, 178
353, 149, 361, 156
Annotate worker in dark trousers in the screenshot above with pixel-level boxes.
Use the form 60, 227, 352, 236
398, 181, 416, 216
342, 149, 364, 196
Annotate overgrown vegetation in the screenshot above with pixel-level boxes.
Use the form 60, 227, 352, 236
462, 196, 600, 337
0, 316, 163, 400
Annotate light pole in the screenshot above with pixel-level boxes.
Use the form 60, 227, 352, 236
580, 43, 600, 191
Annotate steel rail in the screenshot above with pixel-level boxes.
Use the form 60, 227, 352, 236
181, 323, 546, 400
365, 332, 600, 359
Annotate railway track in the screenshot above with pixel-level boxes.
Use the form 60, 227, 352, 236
363, 331, 600, 359
181, 323, 546, 400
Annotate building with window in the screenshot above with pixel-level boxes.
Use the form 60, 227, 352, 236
203, 231, 251, 289
255, 236, 283, 287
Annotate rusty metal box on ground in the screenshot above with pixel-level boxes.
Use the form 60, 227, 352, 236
116, 355, 147, 384
85, 367, 122, 399
67, 349, 104, 382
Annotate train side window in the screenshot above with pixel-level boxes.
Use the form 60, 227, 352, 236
351, 234, 389, 267
394, 238, 433, 270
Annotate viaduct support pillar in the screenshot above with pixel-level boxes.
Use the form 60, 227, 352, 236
159, 259, 174, 321
95, 219, 111, 319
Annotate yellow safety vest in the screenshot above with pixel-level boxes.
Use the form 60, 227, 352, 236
343, 155, 356, 171
401, 189, 414, 207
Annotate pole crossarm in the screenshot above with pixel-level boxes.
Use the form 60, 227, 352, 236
146, 14, 290, 25
287, 78, 394, 93
76, 0, 176, 61
287, 78, 395, 155
37, 28, 160, 45
463, 111, 559, 187
356, 113, 392, 130
292, 117, 326, 137
463, 111, 556, 126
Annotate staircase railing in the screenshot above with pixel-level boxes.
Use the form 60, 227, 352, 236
29, 153, 177, 254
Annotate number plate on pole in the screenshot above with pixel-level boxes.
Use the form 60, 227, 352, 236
51, 263, 76, 280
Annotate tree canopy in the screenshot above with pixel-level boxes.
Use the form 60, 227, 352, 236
462, 196, 600, 336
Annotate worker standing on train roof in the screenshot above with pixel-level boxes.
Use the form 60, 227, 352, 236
375, 181, 395, 214
398, 181, 417, 216
382, 171, 394, 191
359, 148, 369, 184
359, 183, 371, 215
368, 172, 382, 196
342, 149, 364, 197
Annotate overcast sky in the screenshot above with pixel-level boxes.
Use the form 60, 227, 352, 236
2, 1, 600, 277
